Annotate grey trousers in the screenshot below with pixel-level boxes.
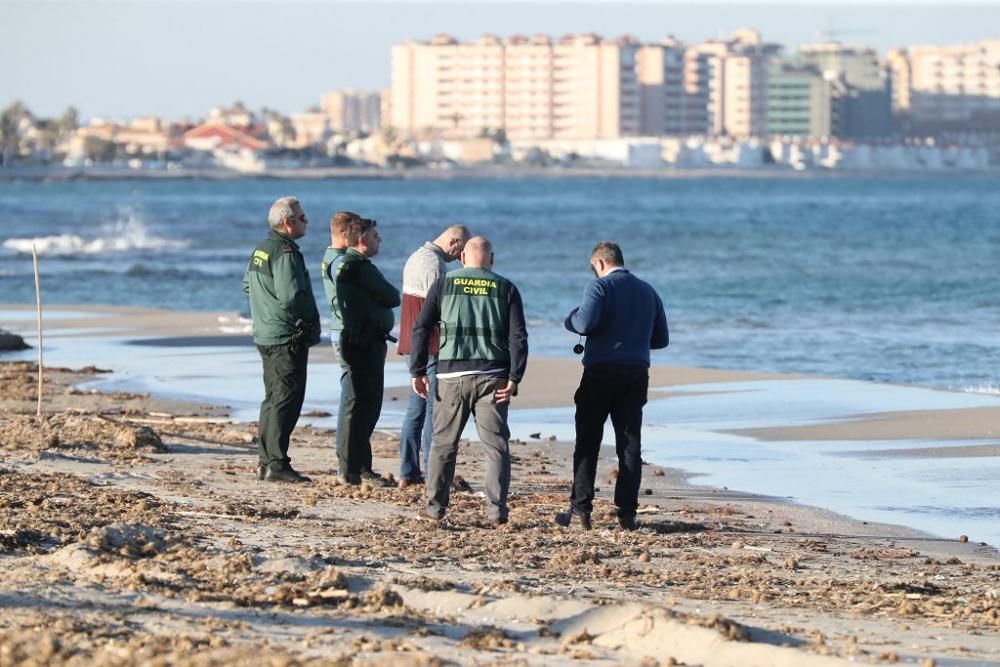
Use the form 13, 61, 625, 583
426, 374, 511, 521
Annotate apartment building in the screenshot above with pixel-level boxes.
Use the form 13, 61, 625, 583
897, 39, 1000, 131
668, 29, 777, 138
636, 38, 687, 135
389, 33, 640, 140
767, 65, 833, 137
321, 89, 384, 133
793, 43, 892, 138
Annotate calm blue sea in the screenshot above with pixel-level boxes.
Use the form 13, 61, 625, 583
2, 175, 999, 392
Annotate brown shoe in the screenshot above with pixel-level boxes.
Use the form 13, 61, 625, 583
397, 477, 425, 489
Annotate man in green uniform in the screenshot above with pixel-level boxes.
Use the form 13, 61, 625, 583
410, 237, 528, 526
242, 196, 321, 483
320, 211, 356, 476
336, 216, 400, 484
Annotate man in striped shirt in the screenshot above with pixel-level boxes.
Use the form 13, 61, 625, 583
396, 224, 471, 487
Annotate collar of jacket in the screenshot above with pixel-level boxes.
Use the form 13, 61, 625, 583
268, 229, 300, 250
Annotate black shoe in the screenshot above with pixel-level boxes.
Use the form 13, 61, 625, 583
264, 463, 311, 483
339, 472, 362, 486
617, 515, 639, 531
555, 511, 592, 531
360, 469, 383, 481
257, 465, 266, 481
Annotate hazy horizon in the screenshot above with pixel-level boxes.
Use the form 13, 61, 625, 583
3, 0, 1000, 120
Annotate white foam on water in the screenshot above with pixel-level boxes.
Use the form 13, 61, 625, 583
2, 207, 188, 256
959, 383, 1000, 396
217, 314, 252, 334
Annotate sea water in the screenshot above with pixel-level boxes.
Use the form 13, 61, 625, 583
2, 175, 999, 543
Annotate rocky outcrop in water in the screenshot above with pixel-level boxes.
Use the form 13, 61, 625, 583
0, 328, 30, 351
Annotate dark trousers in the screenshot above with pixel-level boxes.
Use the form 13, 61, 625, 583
570, 365, 648, 519
256, 343, 309, 467
339, 337, 386, 475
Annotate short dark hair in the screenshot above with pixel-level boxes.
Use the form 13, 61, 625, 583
331, 210, 361, 236
345, 217, 377, 247
592, 241, 624, 266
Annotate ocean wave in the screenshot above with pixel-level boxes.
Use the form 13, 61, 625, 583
2, 207, 188, 257
217, 314, 252, 334
959, 383, 1000, 396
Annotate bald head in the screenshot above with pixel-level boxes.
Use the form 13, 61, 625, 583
460, 236, 494, 269
434, 224, 472, 261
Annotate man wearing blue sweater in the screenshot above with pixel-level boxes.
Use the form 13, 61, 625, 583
555, 242, 669, 531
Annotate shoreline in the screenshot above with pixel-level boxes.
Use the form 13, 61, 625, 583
3, 164, 1000, 182
3, 302, 1000, 547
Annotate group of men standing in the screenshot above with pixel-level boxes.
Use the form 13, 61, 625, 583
243, 196, 668, 530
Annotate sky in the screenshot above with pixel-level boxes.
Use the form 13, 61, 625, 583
2, 0, 1000, 120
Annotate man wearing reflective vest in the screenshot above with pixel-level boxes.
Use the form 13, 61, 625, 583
410, 236, 528, 526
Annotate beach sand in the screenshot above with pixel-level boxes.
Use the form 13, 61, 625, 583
0, 305, 998, 665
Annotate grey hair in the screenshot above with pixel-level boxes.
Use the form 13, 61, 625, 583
268, 196, 300, 229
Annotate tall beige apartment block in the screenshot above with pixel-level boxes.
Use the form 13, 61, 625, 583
390, 33, 640, 140
904, 39, 1000, 125
642, 29, 774, 138
504, 34, 555, 140
885, 48, 912, 112
636, 38, 686, 135
720, 53, 770, 137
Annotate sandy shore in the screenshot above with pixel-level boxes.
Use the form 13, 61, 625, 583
2, 304, 999, 664
1, 354, 998, 665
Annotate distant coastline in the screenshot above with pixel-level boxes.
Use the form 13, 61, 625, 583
3, 163, 998, 182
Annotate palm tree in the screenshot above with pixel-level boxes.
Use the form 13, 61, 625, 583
0, 101, 33, 167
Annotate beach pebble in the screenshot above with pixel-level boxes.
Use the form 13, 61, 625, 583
731, 540, 745, 550
644, 489, 652, 496
653, 469, 665, 477
959, 535, 969, 543
529, 432, 541, 439
638, 550, 650, 563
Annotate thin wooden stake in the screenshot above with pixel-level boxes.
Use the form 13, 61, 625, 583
32, 242, 43, 417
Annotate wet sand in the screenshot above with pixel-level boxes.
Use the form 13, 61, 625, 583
1, 359, 998, 666
729, 406, 1000, 442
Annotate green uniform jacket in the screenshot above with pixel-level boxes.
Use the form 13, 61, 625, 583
320, 246, 347, 334
336, 248, 400, 337
242, 230, 321, 347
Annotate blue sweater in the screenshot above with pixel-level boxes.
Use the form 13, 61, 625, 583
565, 268, 669, 368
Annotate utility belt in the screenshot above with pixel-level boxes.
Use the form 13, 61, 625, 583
341, 319, 397, 348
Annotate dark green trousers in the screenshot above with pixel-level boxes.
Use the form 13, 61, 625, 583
256, 343, 309, 467
339, 337, 386, 475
